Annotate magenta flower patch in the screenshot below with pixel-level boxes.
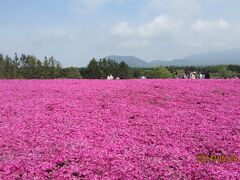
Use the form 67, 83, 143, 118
0, 79, 240, 179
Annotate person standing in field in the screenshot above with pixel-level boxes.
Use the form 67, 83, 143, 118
190, 72, 196, 79
205, 71, 210, 79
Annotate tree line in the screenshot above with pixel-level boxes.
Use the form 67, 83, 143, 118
0, 53, 239, 79
84, 58, 132, 79
84, 59, 240, 79
0, 53, 81, 79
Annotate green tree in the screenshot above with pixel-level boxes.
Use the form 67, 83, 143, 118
132, 68, 141, 78
12, 53, 20, 78
0, 54, 5, 78
86, 58, 102, 79
4, 55, 14, 79
118, 61, 132, 79
48, 56, 61, 79
98, 58, 108, 78
144, 67, 173, 78
175, 69, 185, 78
64, 67, 82, 79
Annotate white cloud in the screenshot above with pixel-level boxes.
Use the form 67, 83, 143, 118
110, 14, 240, 56
111, 15, 178, 38
138, 15, 177, 37
191, 18, 230, 32
190, 19, 240, 50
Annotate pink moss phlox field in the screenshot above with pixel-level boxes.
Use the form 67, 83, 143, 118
0, 79, 240, 179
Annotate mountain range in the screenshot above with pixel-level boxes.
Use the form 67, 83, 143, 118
105, 49, 240, 67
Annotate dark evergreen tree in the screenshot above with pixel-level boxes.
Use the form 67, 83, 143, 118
118, 61, 131, 79
86, 58, 102, 79
12, 53, 20, 78
63, 67, 82, 79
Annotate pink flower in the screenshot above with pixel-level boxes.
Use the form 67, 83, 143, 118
0, 79, 239, 178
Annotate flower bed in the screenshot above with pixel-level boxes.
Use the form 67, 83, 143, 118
0, 79, 239, 179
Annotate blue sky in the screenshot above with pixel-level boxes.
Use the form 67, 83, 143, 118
1, 0, 240, 66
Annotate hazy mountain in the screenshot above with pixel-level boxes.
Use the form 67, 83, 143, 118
105, 55, 149, 67
149, 59, 191, 66
104, 55, 190, 67
148, 60, 171, 67
105, 49, 240, 67
184, 49, 240, 65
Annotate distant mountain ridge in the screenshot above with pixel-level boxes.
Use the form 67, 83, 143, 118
105, 55, 148, 67
105, 49, 240, 67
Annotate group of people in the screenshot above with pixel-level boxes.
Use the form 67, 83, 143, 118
180, 71, 211, 79
107, 75, 148, 80
107, 74, 120, 80
106, 72, 213, 80
106, 75, 114, 80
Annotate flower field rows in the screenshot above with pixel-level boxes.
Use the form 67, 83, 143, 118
0, 79, 240, 179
